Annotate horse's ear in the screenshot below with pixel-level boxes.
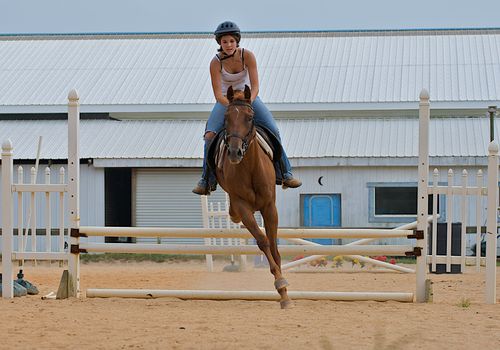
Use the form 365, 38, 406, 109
244, 85, 251, 101
227, 86, 234, 102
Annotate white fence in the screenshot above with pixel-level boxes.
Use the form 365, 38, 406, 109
201, 194, 248, 272
1, 89, 498, 304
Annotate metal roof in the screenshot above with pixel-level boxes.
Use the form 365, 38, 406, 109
1, 29, 500, 113
0, 117, 493, 166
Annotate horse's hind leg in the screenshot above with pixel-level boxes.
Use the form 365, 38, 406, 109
261, 203, 292, 309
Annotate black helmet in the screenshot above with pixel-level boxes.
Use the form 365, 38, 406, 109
214, 21, 241, 44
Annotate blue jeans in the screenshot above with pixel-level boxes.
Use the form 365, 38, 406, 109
201, 96, 293, 184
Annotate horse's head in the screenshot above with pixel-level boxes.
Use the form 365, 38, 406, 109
224, 85, 255, 164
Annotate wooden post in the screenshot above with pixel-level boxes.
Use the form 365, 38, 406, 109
17, 166, 24, 255
416, 89, 430, 303
45, 167, 51, 254
486, 141, 498, 304
59, 167, 66, 254
460, 170, 468, 271
201, 195, 214, 272
430, 168, 439, 272
1, 139, 14, 298
446, 169, 453, 272
476, 170, 483, 271
30, 167, 36, 255
67, 89, 80, 297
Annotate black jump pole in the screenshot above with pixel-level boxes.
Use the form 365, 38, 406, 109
488, 106, 497, 142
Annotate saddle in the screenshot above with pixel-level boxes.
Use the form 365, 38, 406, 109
207, 125, 286, 185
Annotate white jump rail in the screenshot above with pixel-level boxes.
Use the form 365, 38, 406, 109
77, 242, 416, 256
86, 289, 414, 302
78, 226, 415, 239
280, 218, 435, 273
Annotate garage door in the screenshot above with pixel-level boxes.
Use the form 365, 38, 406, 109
134, 168, 227, 244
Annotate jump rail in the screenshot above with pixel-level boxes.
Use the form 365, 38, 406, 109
77, 242, 418, 256
77, 226, 417, 239
86, 289, 414, 302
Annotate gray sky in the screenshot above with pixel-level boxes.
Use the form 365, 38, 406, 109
1, 0, 499, 34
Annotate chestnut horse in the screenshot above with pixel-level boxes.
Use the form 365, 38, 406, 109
215, 85, 291, 309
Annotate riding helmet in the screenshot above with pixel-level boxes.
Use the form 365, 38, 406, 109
214, 21, 241, 44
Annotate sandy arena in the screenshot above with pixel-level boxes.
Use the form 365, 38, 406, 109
1, 259, 499, 350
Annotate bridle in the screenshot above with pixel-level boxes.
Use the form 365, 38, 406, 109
223, 100, 255, 156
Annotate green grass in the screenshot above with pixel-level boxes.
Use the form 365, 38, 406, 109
80, 253, 207, 263
458, 297, 471, 308
393, 257, 417, 264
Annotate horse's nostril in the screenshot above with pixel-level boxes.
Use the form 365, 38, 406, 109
237, 149, 243, 157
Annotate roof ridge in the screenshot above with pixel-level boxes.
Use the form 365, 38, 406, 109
2, 27, 500, 41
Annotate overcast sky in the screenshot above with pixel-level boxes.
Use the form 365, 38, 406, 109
1, 0, 499, 34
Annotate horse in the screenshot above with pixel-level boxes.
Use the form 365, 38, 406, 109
215, 85, 292, 309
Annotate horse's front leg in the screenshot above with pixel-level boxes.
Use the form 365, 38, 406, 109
261, 202, 292, 309
231, 201, 287, 307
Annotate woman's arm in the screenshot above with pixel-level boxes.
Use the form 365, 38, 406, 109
244, 50, 259, 102
210, 58, 229, 106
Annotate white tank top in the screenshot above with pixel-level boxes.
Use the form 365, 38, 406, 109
217, 49, 251, 94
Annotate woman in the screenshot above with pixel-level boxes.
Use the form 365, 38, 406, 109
192, 21, 302, 195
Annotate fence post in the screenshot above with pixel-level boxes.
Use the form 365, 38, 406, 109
68, 89, 80, 297
416, 89, 430, 302
486, 141, 498, 304
2, 139, 14, 298
45, 167, 51, 253
201, 195, 214, 272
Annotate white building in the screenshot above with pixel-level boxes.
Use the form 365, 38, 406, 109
1, 29, 499, 244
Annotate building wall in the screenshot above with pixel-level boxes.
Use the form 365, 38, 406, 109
277, 165, 488, 229
1, 163, 489, 229
1, 163, 491, 252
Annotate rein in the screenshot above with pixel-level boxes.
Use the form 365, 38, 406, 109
224, 100, 255, 156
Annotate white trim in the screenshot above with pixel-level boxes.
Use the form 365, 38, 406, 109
1, 101, 499, 114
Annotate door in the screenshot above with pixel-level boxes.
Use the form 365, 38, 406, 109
302, 194, 341, 244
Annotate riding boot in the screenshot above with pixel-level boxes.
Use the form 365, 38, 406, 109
192, 139, 218, 195
278, 145, 302, 189
282, 175, 302, 189
192, 176, 217, 195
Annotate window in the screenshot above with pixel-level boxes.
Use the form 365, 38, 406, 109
375, 187, 417, 215
368, 183, 439, 223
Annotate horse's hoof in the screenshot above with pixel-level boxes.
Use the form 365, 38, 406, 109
274, 277, 289, 290
280, 299, 294, 309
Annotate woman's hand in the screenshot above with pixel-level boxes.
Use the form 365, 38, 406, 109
218, 95, 230, 106
245, 50, 259, 101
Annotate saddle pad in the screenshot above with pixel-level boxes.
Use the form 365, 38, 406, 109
256, 132, 274, 159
